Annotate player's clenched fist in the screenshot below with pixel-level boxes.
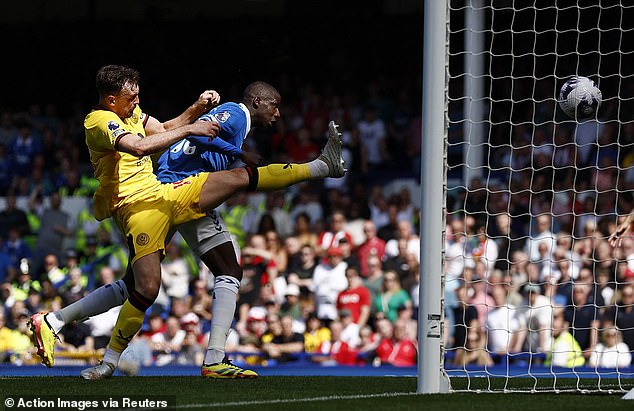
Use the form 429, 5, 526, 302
198, 90, 221, 110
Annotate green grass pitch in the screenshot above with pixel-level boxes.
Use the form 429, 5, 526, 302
1, 377, 634, 410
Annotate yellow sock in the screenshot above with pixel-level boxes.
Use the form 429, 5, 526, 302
255, 163, 312, 191
108, 300, 145, 353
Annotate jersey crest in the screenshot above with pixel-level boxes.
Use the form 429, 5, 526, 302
214, 111, 231, 123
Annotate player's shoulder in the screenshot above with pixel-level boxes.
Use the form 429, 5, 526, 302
208, 102, 247, 123
85, 107, 118, 127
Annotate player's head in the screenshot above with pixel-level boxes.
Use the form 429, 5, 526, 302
96, 65, 140, 119
243, 81, 281, 127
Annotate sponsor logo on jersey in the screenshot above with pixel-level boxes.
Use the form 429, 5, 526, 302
135, 156, 150, 167
136, 233, 150, 246
112, 129, 127, 138
214, 111, 231, 123
339, 294, 361, 304
107, 120, 120, 131
173, 180, 191, 189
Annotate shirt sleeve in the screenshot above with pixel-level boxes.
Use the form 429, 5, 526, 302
95, 112, 131, 150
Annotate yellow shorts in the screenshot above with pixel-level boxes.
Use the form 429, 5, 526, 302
113, 173, 209, 265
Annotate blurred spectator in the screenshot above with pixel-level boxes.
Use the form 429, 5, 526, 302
84, 306, 121, 350
93, 227, 127, 277
451, 281, 479, 350
317, 210, 354, 258
33, 192, 74, 276
282, 236, 302, 275
588, 326, 632, 368
219, 192, 256, 249
601, 283, 634, 352
289, 191, 324, 229
315, 319, 359, 366
152, 316, 185, 366
545, 307, 585, 368
357, 104, 387, 173
7, 119, 42, 188
57, 320, 94, 353
336, 265, 371, 329
25, 286, 44, 314
190, 280, 212, 323
485, 283, 520, 355
0, 193, 29, 239
290, 212, 319, 249
373, 270, 411, 324
525, 214, 556, 264
93, 266, 116, 289
38, 278, 61, 311
286, 243, 318, 296
511, 283, 554, 354
363, 255, 385, 304
59, 267, 87, 306
356, 220, 386, 277
241, 234, 279, 284
338, 309, 361, 349
160, 241, 191, 301
470, 274, 495, 332
4, 309, 33, 364
0, 309, 13, 361
42, 253, 66, 289
264, 230, 288, 274
383, 238, 412, 284
261, 314, 304, 363
303, 312, 331, 354
369, 187, 390, 230
280, 284, 303, 330
453, 321, 493, 367
374, 318, 417, 367
492, 213, 524, 273
237, 235, 278, 322
0, 144, 11, 196
0, 246, 16, 284
231, 306, 268, 361
385, 220, 420, 264
468, 223, 498, 276
337, 237, 359, 269
565, 281, 600, 358
311, 247, 348, 324
376, 200, 400, 242
176, 331, 205, 365
10, 260, 40, 302
2, 228, 32, 274
341, 126, 368, 179
252, 192, 293, 239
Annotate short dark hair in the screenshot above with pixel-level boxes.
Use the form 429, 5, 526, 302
96, 65, 140, 97
243, 81, 280, 102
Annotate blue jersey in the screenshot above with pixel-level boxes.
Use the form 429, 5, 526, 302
155, 102, 251, 183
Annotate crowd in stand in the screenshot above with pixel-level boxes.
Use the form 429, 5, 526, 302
2, 77, 634, 371
0, 78, 423, 368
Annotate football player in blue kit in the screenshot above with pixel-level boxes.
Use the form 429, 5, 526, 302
31, 81, 344, 379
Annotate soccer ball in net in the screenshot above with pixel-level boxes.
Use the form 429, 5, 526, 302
558, 76, 602, 119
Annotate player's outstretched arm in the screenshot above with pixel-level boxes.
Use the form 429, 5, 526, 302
119, 121, 220, 157
609, 210, 634, 247
147, 90, 221, 134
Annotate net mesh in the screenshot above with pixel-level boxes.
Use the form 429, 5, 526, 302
444, 0, 634, 392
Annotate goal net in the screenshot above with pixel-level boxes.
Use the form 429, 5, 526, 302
440, 0, 634, 393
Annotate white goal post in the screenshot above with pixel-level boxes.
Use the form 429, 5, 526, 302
418, 0, 634, 394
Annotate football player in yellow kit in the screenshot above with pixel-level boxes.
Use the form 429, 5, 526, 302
30, 65, 345, 379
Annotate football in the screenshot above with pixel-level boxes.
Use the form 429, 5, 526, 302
558, 76, 602, 119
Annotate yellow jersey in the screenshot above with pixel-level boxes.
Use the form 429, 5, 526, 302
85, 105, 161, 221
